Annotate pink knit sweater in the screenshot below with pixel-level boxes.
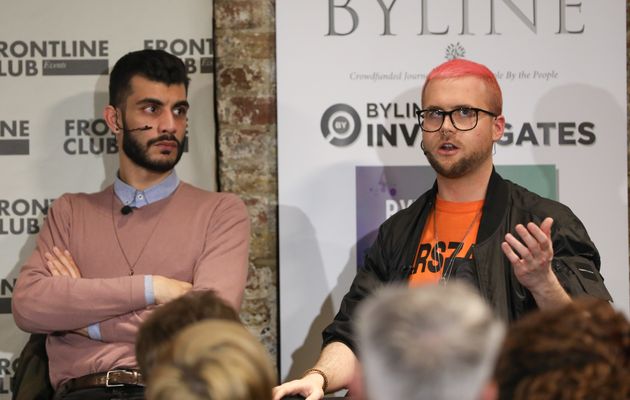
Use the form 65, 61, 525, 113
12, 183, 250, 388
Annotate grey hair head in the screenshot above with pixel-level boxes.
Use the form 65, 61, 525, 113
356, 282, 505, 400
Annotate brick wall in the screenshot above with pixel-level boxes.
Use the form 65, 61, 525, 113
214, 0, 278, 363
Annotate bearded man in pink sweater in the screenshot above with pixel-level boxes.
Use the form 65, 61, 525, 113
11, 49, 250, 400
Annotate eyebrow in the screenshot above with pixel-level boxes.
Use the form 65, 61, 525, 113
174, 100, 190, 109
135, 98, 190, 109
425, 104, 474, 111
136, 97, 163, 106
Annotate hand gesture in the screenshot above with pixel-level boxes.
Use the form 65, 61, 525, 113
501, 217, 570, 308
272, 374, 325, 400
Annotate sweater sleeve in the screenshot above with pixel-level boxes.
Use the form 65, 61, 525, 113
12, 194, 148, 333
96, 307, 157, 343
191, 193, 250, 311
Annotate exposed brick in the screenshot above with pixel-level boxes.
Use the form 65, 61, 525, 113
220, 168, 276, 195
243, 197, 278, 260
215, 0, 278, 361
239, 262, 277, 365
218, 127, 277, 160
217, 60, 275, 93
221, 96, 276, 125
215, 0, 275, 31
214, 32, 276, 60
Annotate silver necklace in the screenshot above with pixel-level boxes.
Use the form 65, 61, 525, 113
111, 191, 166, 276
433, 204, 481, 285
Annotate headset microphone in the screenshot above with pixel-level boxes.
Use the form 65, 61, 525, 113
121, 205, 134, 215
125, 125, 152, 133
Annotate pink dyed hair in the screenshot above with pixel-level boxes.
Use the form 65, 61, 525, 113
421, 59, 503, 115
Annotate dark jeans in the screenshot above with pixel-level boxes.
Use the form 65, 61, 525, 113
54, 386, 145, 400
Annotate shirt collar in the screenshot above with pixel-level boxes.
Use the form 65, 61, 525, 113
114, 171, 180, 209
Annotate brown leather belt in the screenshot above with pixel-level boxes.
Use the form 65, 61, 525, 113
62, 369, 144, 392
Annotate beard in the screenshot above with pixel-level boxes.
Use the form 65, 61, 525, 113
121, 120, 184, 173
424, 140, 493, 179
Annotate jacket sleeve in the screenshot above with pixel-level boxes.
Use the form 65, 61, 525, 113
321, 225, 391, 354
12, 194, 148, 333
550, 208, 612, 301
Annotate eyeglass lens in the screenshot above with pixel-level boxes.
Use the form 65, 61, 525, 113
419, 108, 479, 132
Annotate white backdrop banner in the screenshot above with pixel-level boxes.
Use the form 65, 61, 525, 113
277, 0, 629, 380
0, 1, 214, 397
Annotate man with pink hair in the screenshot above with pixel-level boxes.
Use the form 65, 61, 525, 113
273, 58, 611, 400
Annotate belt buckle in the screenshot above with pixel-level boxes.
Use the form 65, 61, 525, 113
105, 370, 125, 388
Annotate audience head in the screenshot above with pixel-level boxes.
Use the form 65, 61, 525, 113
146, 320, 276, 400
108, 48, 189, 108
422, 58, 503, 115
356, 282, 505, 400
495, 297, 630, 400
136, 290, 240, 380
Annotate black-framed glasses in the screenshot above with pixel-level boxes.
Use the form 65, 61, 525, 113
415, 107, 498, 132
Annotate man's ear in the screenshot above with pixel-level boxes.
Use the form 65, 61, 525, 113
103, 105, 121, 134
492, 115, 505, 142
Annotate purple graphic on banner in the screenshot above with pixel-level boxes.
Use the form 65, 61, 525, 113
356, 166, 435, 269
356, 164, 557, 270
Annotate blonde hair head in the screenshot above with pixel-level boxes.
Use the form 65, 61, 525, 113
147, 320, 276, 400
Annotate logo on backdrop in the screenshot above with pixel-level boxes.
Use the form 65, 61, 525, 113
0, 278, 15, 315
320, 104, 361, 146
0, 197, 54, 236
63, 118, 190, 156
64, 118, 117, 156
445, 42, 466, 60
0, 120, 30, 155
319, 103, 597, 148
0, 347, 17, 394
144, 38, 214, 74
0, 40, 109, 77
326, 1, 585, 36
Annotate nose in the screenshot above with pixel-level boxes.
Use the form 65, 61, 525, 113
440, 114, 456, 136
158, 112, 177, 134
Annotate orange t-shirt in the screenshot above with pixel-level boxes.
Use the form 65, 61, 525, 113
409, 197, 483, 287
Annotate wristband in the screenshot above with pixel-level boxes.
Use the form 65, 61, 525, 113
302, 368, 328, 393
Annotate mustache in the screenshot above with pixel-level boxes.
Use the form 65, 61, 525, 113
147, 134, 181, 147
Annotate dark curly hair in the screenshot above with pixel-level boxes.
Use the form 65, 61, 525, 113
495, 297, 630, 400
